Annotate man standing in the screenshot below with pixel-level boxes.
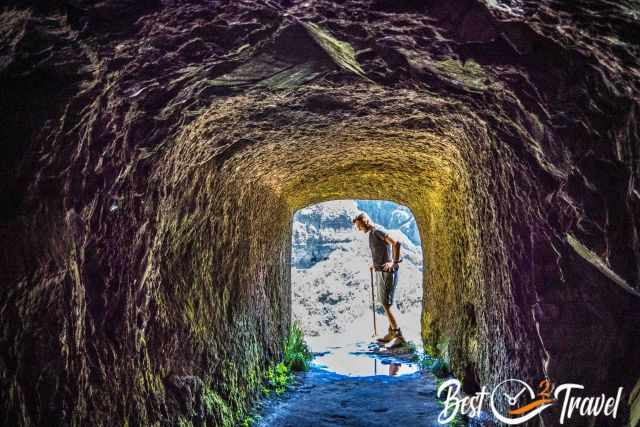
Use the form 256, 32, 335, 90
352, 212, 405, 349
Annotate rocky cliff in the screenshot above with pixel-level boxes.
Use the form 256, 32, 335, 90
1, 0, 639, 426
355, 200, 421, 246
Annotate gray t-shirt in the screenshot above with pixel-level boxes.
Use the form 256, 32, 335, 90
368, 226, 391, 267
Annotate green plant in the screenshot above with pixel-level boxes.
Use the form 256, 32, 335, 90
416, 352, 451, 378
423, 343, 439, 356
283, 321, 313, 372
265, 362, 292, 395
431, 358, 451, 377
261, 322, 313, 399
260, 385, 271, 397
241, 414, 262, 427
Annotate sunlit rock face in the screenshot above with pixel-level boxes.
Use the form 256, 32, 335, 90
1, 0, 639, 426
291, 200, 362, 269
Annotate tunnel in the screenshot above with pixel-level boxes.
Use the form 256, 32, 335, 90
1, 1, 639, 426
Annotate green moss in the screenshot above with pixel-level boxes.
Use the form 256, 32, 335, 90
418, 354, 451, 378
202, 386, 233, 427
415, 343, 452, 378
241, 414, 262, 427
302, 22, 370, 81
204, 334, 269, 426
431, 58, 490, 91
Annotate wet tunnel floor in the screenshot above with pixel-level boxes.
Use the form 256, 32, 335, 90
254, 342, 446, 427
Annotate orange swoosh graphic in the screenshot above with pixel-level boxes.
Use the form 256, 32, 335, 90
508, 398, 555, 415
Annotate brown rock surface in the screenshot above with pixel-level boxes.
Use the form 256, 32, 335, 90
1, 0, 639, 426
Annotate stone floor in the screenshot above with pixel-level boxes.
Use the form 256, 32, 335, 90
254, 342, 447, 427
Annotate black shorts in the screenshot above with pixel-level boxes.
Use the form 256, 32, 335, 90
375, 270, 398, 306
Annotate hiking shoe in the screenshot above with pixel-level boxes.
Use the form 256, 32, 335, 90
384, 336, 406, 349
376, 328, 395, 343
384, 329, 405, 349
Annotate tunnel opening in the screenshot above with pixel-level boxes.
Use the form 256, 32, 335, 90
290, 199, 424, 376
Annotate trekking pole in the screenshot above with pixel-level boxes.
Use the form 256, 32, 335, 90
370, 268, 377, 336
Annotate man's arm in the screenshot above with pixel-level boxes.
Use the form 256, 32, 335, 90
383, 235, 401, 270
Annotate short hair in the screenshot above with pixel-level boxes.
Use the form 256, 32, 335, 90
352, 212, 373, 227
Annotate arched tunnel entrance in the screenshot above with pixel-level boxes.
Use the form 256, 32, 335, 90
291, 199, 424, 369
161, 86, 509, 362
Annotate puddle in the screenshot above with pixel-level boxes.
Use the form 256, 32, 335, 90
311, 341, 420, 377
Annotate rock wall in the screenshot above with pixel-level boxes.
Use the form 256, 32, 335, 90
1, 0, 639, 426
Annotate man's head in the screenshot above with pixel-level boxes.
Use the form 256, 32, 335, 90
352, 212, 373, 233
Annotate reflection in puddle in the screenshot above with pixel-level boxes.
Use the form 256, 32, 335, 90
311, 343, 419, 377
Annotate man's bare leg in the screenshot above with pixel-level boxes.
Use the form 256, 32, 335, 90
382, 303, 398, 331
